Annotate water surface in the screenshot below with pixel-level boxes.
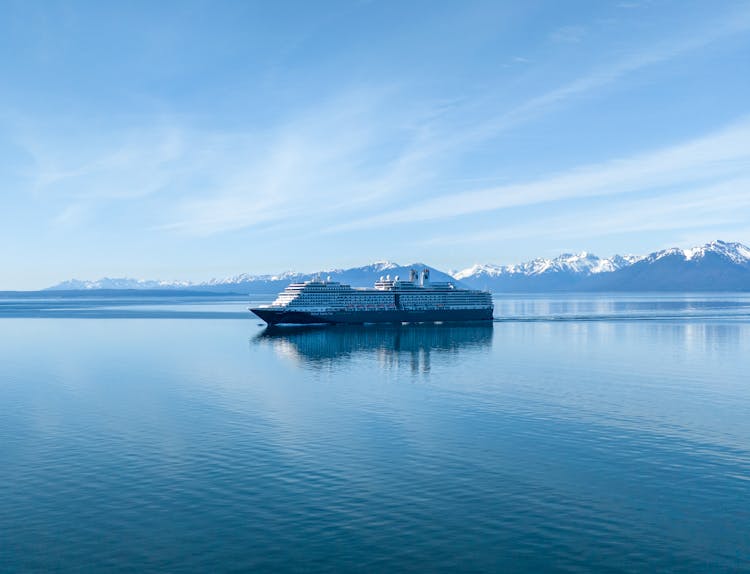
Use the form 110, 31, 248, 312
1, 294, 749, 572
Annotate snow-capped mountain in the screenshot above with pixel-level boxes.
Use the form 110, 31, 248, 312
49, 278, 194, 290
46, 262, 458, 293
45, 241, 750, 293
594, 240, 750, 292
454, 252, 642, 280
456, 240, 750, 292
644, 241, 750, 265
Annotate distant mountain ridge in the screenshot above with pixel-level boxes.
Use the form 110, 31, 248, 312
46, 241, 750, 293
455, 240, 750, 292
454, 252, 644, 280
47, 262, 460, 293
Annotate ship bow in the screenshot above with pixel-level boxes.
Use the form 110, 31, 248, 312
250, 308, 282, 325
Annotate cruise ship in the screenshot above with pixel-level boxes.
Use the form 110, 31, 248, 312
250, 268, 494, 325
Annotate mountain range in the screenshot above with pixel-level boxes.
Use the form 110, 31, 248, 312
47, 262, 459, 294
46, 240, 750, 293
455, 240, 750, 292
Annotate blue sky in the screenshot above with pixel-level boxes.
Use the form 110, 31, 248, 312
1, 0, 749, 289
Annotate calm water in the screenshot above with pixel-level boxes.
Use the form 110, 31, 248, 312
1, 294, 749, 572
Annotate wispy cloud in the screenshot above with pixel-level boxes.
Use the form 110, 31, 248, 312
20, 124, 186, 200
158, 90, 410, 235
549, 25, 585, 44
420, 176, 750, 247
11, 4, 750, 238
616, 1, 647, 9
14, 88, 404, 233
316, 3, 750, 226
53, 202, 92, 228
456, 5, 750, 145
331, 116, 750, 232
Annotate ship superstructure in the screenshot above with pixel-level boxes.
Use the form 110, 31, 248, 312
250, 268, 494, 325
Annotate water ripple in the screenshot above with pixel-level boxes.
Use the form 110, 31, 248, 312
1, 297, 749, 572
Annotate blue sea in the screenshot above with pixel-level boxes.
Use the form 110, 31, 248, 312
1, 293, 749, 573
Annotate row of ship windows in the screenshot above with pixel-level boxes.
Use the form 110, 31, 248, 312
280, 291, 486, 299
286, 297, 490, 303
275, 291, 490, 301
281, 300, 490, 306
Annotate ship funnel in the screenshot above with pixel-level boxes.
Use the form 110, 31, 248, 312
409, 268, 417, 283
420, 267, 430, 286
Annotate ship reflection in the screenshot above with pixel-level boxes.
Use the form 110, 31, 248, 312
253, 323, 494, 372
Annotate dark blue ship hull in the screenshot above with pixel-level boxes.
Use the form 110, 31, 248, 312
250, 307, 494, 325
